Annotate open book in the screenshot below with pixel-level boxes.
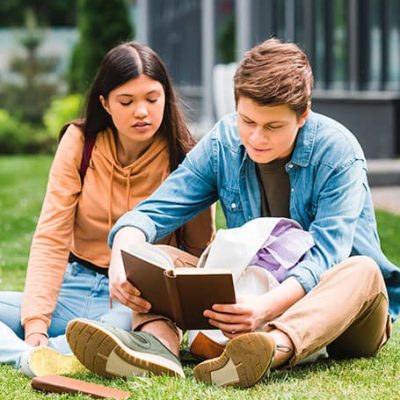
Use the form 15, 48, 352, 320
121, 243, 236, 330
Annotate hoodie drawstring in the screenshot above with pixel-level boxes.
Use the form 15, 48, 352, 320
108, 164, 134, 230
125, 166, 133, 212
108, 164, 115, 230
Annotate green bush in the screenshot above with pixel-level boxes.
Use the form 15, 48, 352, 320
43, 94, 83, 139
0, 110, 59, 156
0, 95, 83, 155
0, 109, 30, 154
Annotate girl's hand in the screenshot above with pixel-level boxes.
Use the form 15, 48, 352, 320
203, 295, 269, 338
25, 333, 49, 347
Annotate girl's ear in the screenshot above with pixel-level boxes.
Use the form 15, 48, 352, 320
99, 95, 111, 115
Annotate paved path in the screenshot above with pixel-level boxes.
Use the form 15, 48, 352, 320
371, 186, 400, 215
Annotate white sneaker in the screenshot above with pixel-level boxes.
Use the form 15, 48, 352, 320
19, 346, 88, 377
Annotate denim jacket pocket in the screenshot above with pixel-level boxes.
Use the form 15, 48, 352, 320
220, 187, 243, 212
219, 188, 245, 228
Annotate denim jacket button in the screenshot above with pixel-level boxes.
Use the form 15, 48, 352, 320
288, 163, 293, 169
231, 202, 237, 209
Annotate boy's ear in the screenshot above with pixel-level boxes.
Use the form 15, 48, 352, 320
99, 95, 111, 115
298, 102, 311, 127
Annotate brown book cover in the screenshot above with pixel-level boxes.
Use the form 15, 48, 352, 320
121, 243, 236, 330
31, 375, 130, 399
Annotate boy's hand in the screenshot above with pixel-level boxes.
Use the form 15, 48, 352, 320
203, 295, 268, 338
108, 227, 151, 313
108, 263, 151, 313
204, 277, 306, 338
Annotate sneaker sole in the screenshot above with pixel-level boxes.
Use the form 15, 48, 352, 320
66, 320, 184, 379
24, 348, 88, 377
193, 332, 275, 388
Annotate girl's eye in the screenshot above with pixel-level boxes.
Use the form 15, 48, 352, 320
147, 98, 158, 103
120, 101, 132, 106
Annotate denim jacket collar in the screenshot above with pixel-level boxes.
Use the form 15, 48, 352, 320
291, 111, 318, 168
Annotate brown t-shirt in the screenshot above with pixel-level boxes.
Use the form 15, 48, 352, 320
256, 155, 291, 218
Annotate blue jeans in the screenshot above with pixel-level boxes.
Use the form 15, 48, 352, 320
0, 262, 132, 369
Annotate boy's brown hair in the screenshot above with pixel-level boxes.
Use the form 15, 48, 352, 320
234, 38, 313, 116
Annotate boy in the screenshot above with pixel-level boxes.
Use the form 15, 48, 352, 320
66, 39, 399, 388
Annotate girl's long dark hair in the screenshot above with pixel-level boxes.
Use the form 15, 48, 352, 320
60, 41, 194, 171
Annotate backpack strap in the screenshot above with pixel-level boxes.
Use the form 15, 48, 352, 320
79, 134, 96, 182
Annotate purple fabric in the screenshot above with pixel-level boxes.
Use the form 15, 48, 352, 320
249, 220, 314, 282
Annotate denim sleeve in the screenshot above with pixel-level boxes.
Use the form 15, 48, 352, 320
108, 132, 219, 246
287, 158, 367, 292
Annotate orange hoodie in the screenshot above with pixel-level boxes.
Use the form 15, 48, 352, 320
21, 124, 215, 338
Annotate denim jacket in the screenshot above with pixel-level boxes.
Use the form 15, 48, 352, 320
110, 111, 400, 320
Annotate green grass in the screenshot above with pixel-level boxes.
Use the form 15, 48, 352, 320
0, 155, 399, 399
0, 155, 52, 290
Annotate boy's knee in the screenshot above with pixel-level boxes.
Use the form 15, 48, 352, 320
345, 256, 386, 295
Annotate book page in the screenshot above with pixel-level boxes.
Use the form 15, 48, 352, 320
124, 242, 174, 270
172, 268, 232, 275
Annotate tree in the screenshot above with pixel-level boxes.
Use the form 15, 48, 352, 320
68, 0, 134, 93
217, 13, 236, 64
0, 9, 59, 126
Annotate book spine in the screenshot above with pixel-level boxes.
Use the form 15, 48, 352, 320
164, 270, 185, 330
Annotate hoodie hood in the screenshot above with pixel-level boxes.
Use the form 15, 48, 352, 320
94, 129, 170, 228
97, 128, 168, 175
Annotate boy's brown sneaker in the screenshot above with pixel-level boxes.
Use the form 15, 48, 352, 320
193, 332, 275, 388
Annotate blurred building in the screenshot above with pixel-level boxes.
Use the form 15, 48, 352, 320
136, 0, 400, 158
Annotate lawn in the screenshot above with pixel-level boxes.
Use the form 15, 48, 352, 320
0, 155, 399, 399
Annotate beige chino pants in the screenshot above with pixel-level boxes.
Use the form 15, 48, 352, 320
132, 248, 391, 365
266, 255, 391, 365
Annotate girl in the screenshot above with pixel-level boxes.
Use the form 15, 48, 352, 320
0, 41, 214, 377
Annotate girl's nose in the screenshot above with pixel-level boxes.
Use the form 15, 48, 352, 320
134, 103, 148, 118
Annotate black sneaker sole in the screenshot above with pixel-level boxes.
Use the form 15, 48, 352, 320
192, 332, 275, 388
66, 319, 184, 379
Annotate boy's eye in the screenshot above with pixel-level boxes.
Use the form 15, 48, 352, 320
268, 125, 283, 130
242, 118, 255, 125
